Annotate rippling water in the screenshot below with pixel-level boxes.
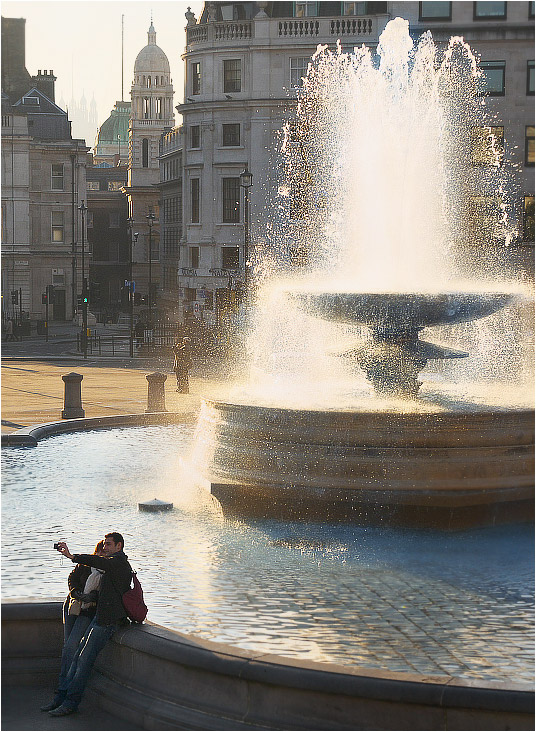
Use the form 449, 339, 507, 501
2, 425, 533, 685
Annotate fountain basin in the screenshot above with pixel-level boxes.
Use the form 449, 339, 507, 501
197, 400, 534, 530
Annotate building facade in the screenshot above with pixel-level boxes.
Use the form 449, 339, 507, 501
86, 164, 129, 321
166, 0, 533, 325
123, 22, 175, 319
1, 16, 88, 324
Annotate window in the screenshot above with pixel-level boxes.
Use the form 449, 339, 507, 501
156, 98, 162, 119
222, 246, 239, 269
419, 2, 451, 20
190, 125, 201, 148
87, 180, 100, 191
523, 196, 535, 241
192, 62, 201, 95
146, 76, 152, 88
222, 123, 240, 146
142, 139, 149, 168
480, 61, 505, 96
527, 61, 534, 95
51, 211, 64, 242
190, 246, 200, 269
290, 57, 310, 88
474, 1, 506, 19
144, 98, 150, 118
51, 164, 64, 191
222, 178, 240, 223
109, 211, 120, 228
525, 126, 535, 166
108, 181, 123, 191
468, 195, 504, 240
471, 126, 504, 166
344, 2, 387, 12
530, 1, 535, 19
191, 178, 200, 223
223, 59, 241, 93
295, 1, 317, 16
87, 211, 94, 228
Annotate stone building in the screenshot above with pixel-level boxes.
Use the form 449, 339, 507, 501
123, 22, 175, 319
1, 16, 88, 324
165, 1, 533, 325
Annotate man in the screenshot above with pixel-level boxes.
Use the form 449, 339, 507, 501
172, 336, 192, 393
42, 532, 132, 717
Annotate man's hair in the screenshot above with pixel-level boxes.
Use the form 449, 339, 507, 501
105, 532, 124, 549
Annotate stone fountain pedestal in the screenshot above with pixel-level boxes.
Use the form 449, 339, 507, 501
197, 400, 534, 530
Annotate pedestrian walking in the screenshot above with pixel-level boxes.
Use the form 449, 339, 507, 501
42, 532, 132, 717
3, 318, 17, 341
172, 337, 192, 393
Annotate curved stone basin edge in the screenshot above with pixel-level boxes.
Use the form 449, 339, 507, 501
2, 602, 534, 731
1, 412, 196, 446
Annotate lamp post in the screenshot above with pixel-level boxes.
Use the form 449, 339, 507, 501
78, 200, 88, 359
146, 211, 155, 329
127, 217, 138, 357
239, 168, 253, 291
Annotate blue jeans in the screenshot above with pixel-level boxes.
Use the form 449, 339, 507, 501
57, 618, 118, 710
58, 614, 93, 693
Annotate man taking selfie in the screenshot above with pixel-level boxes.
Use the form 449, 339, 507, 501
42, 532, 132, 717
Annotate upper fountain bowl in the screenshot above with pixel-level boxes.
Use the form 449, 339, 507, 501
287, 291, 515, 333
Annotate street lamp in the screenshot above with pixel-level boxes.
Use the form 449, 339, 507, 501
240, 168, 253, 290
146, 211, 156, 329
78, 200, 88, 359
127, 216, 138, 357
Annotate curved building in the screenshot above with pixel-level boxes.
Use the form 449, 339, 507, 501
93, 100, 130, 166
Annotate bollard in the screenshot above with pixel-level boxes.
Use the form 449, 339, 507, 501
61, 372, 85, 419
146, 372, 168, 413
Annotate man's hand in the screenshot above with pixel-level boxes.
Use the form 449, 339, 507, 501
56, 541, 74, 560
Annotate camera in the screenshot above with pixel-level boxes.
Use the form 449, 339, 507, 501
54, 542, 61, 550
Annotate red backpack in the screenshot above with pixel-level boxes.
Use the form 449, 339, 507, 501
122, 571, 148, 623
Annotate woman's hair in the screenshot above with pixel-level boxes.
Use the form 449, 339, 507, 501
94, 540, 105, 554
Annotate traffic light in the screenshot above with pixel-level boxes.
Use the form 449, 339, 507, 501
42, 292, 48, 304
82, 294, 89, 305
11, 290, 18, 305
77, 294, 82, 307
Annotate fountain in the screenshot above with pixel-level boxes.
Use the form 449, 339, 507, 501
190, 19, 534, 529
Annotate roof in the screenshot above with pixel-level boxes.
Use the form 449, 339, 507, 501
134, 23, 170, 74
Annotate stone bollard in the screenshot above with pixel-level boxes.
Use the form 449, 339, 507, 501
146, 372, 168, 413
61, 372, 85, 419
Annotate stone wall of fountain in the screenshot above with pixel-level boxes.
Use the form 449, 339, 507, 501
190, 18, 534, 529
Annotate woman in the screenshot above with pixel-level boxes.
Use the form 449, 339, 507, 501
41, 540, 105, 712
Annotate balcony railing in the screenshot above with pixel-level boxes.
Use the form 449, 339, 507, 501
186, 16, 386, 46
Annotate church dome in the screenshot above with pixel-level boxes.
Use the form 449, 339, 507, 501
134, 23, 170, 74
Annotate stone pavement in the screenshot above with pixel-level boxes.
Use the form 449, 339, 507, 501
1, 321, 232, 433
2, 686, 141, 731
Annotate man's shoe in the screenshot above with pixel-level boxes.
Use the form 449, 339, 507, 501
48, 705, 77, 717
40, 701, 61, 712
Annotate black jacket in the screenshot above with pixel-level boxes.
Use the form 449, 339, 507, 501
71, 550, 132, 626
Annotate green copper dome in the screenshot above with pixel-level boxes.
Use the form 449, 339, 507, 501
95, 100, 131, 145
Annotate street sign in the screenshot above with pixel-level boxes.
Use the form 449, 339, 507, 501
193, 302, 200, 314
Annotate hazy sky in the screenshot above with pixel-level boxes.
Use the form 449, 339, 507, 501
3, 0, 204, 132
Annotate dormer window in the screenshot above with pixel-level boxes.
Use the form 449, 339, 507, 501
22, 95, 40, 106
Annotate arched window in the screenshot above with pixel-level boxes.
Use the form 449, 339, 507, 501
142, 75, 146, 86
147, 76, 151, 88
142, 139, 149, 168
156, 98, 162, 119
144, 97, 150, 119
161, 76, 164, 85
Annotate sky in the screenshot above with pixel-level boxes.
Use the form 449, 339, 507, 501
3, 0, 204, 135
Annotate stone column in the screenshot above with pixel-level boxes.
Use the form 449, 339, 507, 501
61, 373, 85, 419
146, 372, 167, 413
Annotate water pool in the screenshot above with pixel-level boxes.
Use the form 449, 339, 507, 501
2, 425, 533, 685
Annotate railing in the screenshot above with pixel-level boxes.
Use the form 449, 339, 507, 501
278, 19, 320, 37
186, 16, 386, 46
76, 324, 181, 356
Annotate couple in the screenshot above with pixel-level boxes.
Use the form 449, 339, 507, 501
42, 532, 132, 717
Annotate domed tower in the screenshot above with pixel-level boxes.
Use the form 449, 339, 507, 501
126, 20, 174, 317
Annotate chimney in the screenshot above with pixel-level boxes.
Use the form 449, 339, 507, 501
32, 69, 56, 102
